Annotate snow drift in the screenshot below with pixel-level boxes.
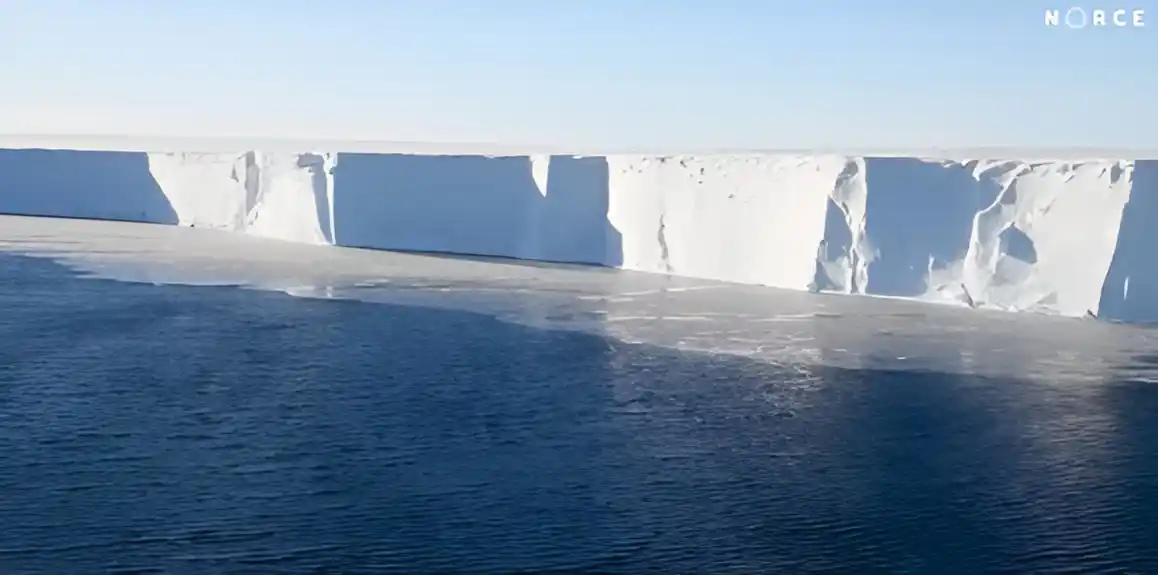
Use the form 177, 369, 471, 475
0, 145, 1154, 323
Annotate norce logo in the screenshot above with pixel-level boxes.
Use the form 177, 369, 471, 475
1044, 7, 1146, 28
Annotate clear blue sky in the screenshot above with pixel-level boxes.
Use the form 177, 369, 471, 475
1, 0, 1155, 150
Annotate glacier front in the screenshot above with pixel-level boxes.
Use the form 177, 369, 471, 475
0, 145, 1154, 323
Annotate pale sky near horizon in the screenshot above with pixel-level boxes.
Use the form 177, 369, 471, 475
1, 0, 1155, 150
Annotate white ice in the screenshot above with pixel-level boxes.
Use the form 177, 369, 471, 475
1, 142, 1154, 323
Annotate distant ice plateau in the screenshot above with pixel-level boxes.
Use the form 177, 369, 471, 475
0, 138, 1155, 324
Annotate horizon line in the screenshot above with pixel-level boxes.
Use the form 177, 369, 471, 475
2, 133, 1157, 159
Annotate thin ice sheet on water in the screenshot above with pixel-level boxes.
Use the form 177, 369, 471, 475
1, 214, 1155, 385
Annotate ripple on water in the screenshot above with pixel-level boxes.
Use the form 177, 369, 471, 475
2, 253, 1158, 573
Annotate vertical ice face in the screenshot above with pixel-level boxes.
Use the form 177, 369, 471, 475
2, 146, 1156, 323
148, 152, 251, 230
148, 151, 337, 245
813, 158, 868, 294
0, 149, 176, 224
328, 154, 619, 264
1095, 160, 1158, 322
529, 156, 616, 265
607, 155, 845, 289
858, 158, 1000, 299
959, 160, 1134, 316
329, 154, 545, 258
243, 152, 335, 245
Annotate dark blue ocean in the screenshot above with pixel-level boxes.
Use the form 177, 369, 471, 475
3, 253, 1158, 574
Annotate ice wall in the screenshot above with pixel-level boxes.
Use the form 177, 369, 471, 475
148, 152, 335, 244
1099, 160, 1158, 323
0, 146, 1154, 323
607, 155, 848, 288
331, 154, 618, 264
840, 159, 1137, 318
959, 161, 1134, 317
0, 149, 176, 224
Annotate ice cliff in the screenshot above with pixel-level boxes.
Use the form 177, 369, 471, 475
0, 146, 1154, 323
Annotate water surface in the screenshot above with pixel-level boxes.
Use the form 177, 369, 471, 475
2, 253, 1158, 573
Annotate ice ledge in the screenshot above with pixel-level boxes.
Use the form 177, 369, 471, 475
0, 145, 1154, 324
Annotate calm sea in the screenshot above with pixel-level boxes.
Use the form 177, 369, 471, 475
2, 253, 1158, 574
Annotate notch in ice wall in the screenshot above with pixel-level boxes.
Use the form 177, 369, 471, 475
859, 158, 1000, 298
148, 151, 336, 245
958, 160, 1134, 317
813, 159, 868, 294
147, 152, 251, 229
529, 156, 620, 266
244, 152, 335, 245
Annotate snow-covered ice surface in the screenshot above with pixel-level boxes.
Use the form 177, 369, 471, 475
1, 143, 1155, 323
2, 214, 1155, 386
